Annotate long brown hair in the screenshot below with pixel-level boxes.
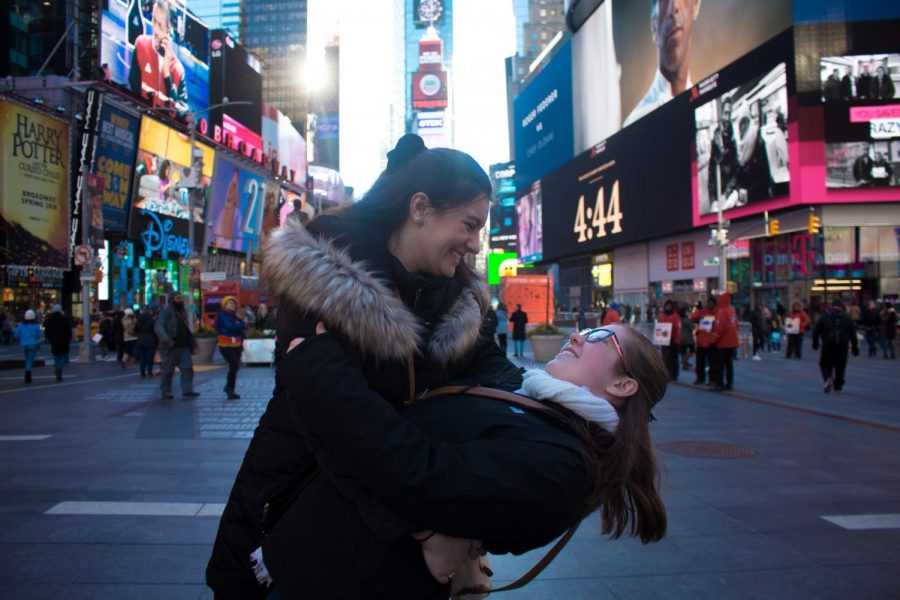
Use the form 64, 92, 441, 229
568, 327, 668, 544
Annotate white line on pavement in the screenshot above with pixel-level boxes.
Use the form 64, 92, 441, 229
45, 501, 226, 517
0, 375, 79, 380
0, 434, 52, 441
0, 373, 140, 395
821, 514, 900, 530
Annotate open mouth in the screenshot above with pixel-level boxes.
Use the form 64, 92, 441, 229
559, 345, 577, 358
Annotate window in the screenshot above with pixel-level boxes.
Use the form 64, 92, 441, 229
539, 9, 546, 17
540, 31, 547, 40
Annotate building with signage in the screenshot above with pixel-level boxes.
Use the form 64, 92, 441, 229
517, 0, 900, 317
405, 0, 454, 145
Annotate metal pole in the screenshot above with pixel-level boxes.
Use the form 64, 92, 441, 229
186, 124, 196, 332
715, 163, 728, 294
77, 89, 98, 363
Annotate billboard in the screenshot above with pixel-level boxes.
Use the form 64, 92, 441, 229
489, 162, 517, 253
694, 62, 790, 217
0, 100, 70, 268
207, 155, 266, 253
513, 40, 574, 188
93, 103, 139, 233
571, 0, 791, 152
414, 0, 446, 28
261, 104, 307, 184
412, 71, 449, 110
130, 117, 215, 228
99, 0, 210, 119
516, 181, 542, 264
487, 252, 518, 285
209, 30, 264, 160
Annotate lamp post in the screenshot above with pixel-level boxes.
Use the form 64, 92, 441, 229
143, 100, 253, 331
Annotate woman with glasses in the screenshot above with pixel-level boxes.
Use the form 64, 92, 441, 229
253, 324, 668, 599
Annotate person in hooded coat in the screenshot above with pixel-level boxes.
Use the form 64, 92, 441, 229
206, 135, 521, 599
42, 305, 72, 382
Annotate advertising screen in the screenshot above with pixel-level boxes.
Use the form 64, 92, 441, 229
516, 181, 543, 264
209, 30, 264, 157
487, 252, 518, 285
571, 0, 791, 153
99, 0, 210, 118
93, 103, 140, 233
412, 71, 449, 110
262, 105, 307, 184
489, 162, 517, 253
694, 62, 790, 217
278, 188, 312, 226
207, 155, 266, 253
414, 0, 446, 28
513, 40, 574, 188
130, 117, 215, 227
0, 100, 70, 268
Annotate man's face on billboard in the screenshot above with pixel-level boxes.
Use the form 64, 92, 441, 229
721, 101, 732, 126
152, 3, 170, 50
652, 0, 701, 77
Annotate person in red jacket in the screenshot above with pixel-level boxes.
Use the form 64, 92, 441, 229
128, 0, 188, 112
690, 296, 717, 384
784, 301, 811, 359
602, 301, 622, 326
657, 299, 682, 380
710, 293, 739, 391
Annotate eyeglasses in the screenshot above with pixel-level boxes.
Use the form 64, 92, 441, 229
579, 327, 633, 378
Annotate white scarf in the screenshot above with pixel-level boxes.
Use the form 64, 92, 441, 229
518, 369, 619, 432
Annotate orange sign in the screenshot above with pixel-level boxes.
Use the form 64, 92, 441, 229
503, 275, 554, 325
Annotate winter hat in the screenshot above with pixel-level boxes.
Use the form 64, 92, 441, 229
221, 295, 237, 309
124, 308, 134, 316
25, 309, 36, 320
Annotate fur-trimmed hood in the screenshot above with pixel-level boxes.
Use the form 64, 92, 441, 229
261, 218, 488, 365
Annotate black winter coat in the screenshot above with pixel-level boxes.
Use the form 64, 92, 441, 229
135, 313, 158, 350
206, 216, 522, 599
261, 334, 590, 599
42, 312, 72, 356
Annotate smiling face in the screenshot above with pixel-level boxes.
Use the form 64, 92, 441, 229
546, 325, 637, 405
151, 2, 170, 51
405, 194, 490, 278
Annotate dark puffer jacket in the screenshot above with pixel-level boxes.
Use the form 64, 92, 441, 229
206, 216, 521, 599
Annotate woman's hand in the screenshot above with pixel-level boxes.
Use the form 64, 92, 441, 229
286, 322, 327, 354
417, 531, 483, 585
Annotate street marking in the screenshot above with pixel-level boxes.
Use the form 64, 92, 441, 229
0, 373, 140, 395
0, 434, 52, 441
45, 501, 225, 517
0, 375, 79, 380
821, 514, 900, 530
194, 365, 225, 372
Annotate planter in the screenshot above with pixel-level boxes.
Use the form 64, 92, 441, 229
242, 338, 276, 365
194, 336, 218, 364
529, 334, 567, 362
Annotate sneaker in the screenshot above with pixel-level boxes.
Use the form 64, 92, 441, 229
161, 393, 175, 400
183, 391, 200, 398
752, 354, 762, 361
823, 378, 833, 393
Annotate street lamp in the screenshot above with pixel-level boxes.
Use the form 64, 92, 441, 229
143, 100, 253, 331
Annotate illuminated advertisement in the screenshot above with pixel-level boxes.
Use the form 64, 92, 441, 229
130, 117, 215, 227
261, 104, 307, 185
93, 103, 139, 232
308, 164, 345, 207
513, 40, 574, 188
489, 162, 517, 253
277, 188, 312, 226
99, 0, 210, 119
571, 0, 791, 152
209, 30, 264, 160
207, 155, 266, 253
0, 100, 70, 268
516, 181, 542, 264
694, 63, 790, 217
487, 252, 518, 285
414, 0, 445, 28
412, 71, 449, 110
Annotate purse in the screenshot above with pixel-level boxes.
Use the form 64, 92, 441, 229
421, 386, 582, 599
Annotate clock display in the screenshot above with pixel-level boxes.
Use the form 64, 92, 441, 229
415, 0, 444, 26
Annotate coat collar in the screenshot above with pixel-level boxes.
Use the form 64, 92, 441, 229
261, 219, 488, 365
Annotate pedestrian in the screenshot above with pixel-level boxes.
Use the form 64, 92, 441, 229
495, 302, 509, 354
691, 297, 717, 384
244, 305, 257, 330
710, 293, 739, 391
97, 312, 113, 360
42, 305, 72, 382
112, 310, 125, 364
784, 301, 811, 358
679, 305, 695, 370
135, 306, 158, 377
880, 302, 897, 359
658, 299, 681, 380
207, 134, 521, 596
510, 304, 529, 357
121, 308, 137, 368
0, 312, 12, 345
750, 306, 766, 360
483, 304, 498, 345
812, 299, 859, 392
243, 324, 668, 598
576, 306, 587, 331
14, 310, 42, 384
155, 292, 199, 400
215, 295, 248, 399
861, 300, 880, 357
602, 301, 622, 326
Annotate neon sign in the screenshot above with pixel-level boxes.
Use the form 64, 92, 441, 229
140, 210, 190, 259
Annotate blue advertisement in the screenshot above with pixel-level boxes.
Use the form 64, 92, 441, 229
794, 0, 900, 24
93, 103, 139, 233
208, 155, 266, 253
513, 40, 574, 189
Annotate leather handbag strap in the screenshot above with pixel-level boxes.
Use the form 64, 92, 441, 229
419, 385, 581, 595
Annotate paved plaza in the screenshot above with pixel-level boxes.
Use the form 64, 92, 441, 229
0, 341, 898, 599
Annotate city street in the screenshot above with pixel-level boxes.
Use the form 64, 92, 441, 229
0, 341, 898, 599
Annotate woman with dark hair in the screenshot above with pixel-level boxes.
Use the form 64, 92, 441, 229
254, 324, 668, 598
207, 135, 521, 597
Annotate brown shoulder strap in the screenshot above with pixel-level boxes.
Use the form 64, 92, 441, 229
420, 385, 581, 595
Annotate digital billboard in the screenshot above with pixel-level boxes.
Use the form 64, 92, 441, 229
516, 181, 543, 264
412, 71, 449, 110
571, 0, 791, 152
130, 117, 215, 228
209, 30, 264, 160
489, 162, 517, 253
513, 40, 574, 189
261, 104, 307, 185
93, 103, 140, 233
0, 100, 70, 268
207, 155, 266, 253
99, 0, 210, 119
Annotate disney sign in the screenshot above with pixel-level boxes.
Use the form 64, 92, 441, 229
139, 210, 191, 259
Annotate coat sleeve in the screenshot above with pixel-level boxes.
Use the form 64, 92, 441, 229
279, 335, 586, 551
453, 332, 523, 391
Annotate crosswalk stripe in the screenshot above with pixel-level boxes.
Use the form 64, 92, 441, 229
820, 514, 900, 530
45, 501, 226, 517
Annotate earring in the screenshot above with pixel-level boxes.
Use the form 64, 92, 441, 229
415, 217, 424, 226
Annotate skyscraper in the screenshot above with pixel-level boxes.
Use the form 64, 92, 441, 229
2, 0, 67, 76
241, 0, 308, 130
406, 0, 453, 147
189, 0, 241, 38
